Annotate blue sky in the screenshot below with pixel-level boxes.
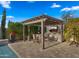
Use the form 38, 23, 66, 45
0, 1, 79, 27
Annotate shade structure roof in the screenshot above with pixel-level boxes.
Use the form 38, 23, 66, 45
22, 15, 63, 25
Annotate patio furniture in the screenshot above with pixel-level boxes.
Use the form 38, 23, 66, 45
33, 34, 36, 43
44, 32, 49, 41
33, 34, 41, 43
36, 34, 41, 43
46, 32, 58, 42
53, 33, 58, 41
48, 33, 55, 42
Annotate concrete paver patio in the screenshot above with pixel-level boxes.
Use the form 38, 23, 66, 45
10, 41, 79, 58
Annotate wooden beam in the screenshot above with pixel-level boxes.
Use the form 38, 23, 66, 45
27, 25, 30, 41
23, 18, 47, 25
24, 20, 41, 25
61, 23, 64, 42
41, 19, 45, 49
23, 24, 25, 41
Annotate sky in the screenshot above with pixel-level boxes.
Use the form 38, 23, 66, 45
1, 1, 79, 27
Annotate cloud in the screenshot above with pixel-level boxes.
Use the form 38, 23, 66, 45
0, 15, 14, 19
27, 1, 35, 3
0, 15, 14, 28
6, 16, 14, 28
6, 16, 14, 21
7, 16, 14, 19
61, 6, 79, 12
61, 7, 71, 11
72, 6, 79, 10
0, 1, 11, 8
51, 3, 61, 8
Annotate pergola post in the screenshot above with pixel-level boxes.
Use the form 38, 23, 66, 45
41, 19, 45, 49
27, 25, 30, 41
61, 23, 64, 42
23, 24, 25, 41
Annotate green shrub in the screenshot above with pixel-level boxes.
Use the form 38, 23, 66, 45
64, 18, 79, 42
8, 21, 23, 40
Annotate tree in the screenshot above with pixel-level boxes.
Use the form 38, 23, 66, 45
8, 21, 23, 40
61, 12, 74, 42
61, 12, 73, 23
64, 18, 79, 42
1, 8, 6, 39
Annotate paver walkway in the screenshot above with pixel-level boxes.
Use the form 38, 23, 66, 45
10, 41, 79, 58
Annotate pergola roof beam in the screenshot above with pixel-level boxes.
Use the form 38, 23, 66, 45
23, 18, 47, 25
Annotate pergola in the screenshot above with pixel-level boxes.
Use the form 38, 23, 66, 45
22, 15, 64, 49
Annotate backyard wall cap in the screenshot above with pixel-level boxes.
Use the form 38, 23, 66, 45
0, 39, 8, 45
